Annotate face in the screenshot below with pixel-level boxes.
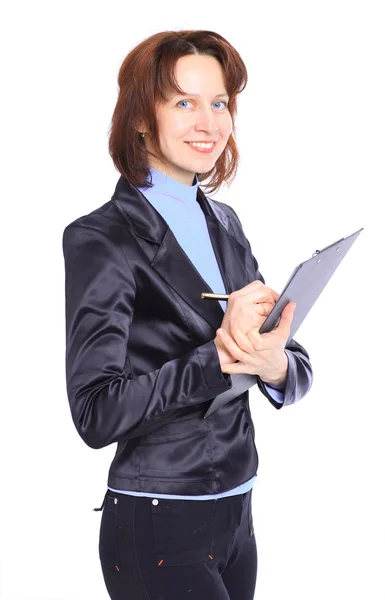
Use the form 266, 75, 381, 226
141, 54, 233, 186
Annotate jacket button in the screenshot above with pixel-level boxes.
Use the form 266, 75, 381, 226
152, 499, 159, 505
114, 498, 118, 504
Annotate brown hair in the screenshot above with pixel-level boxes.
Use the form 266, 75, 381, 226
108, 30, 248, 194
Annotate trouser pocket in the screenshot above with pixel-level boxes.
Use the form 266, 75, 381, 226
151, 498, 216, 567
98, 492, 121, 572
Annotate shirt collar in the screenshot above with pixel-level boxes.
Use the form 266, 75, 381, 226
138, 167, 199, 205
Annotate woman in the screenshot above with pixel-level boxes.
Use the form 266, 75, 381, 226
63, 30, 313, 600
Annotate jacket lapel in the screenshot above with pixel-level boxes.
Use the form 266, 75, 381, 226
112, 177, 248, 332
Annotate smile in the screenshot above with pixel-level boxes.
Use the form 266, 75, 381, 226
186, 141, 216, 153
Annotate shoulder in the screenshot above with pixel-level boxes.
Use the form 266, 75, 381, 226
62, 199, 128, 250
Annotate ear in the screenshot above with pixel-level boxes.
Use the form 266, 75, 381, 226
136, 120, 148, 136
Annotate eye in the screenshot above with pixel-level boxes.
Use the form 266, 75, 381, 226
177, 100, 193, 109
213, 101, 228, 109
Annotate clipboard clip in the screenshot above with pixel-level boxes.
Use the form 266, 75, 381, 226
312, 236, 345, 257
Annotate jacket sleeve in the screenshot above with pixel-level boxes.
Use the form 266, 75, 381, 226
224, 204, 314, 410
63, 223, 232, 449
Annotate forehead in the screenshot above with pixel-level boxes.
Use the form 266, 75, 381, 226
172, 54, 227, 95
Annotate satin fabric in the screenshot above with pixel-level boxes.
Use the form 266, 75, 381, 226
63, 177, 313, 495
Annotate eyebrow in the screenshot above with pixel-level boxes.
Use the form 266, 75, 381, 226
176, 92, 229, 99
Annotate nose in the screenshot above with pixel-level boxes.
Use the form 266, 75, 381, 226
194, 105, 219, 135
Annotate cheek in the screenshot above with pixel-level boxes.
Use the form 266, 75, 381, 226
173, 116, 193, 137
162, 113, 190, 136
223, 114, 233, 137
215, 113, 233, 142
158, 122, 189, 150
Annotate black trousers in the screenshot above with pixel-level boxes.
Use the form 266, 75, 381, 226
96, 487, 257, 599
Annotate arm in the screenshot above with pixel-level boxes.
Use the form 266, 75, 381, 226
224, 205, 314, 410
63, 224, 232, 449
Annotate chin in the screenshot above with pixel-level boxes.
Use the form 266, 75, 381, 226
195, 163, 216, 174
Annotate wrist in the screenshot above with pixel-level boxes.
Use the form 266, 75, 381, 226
261, 353, 288, 388
263, 377, 286, 390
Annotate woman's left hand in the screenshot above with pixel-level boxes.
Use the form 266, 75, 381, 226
216, 302, 296, 385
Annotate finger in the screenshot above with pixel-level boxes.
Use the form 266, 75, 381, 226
249, 290, 276, 304
271, 289, 280, 303
254, 301, 275, 317
234, 279, 264, 296
221, 361, 250, 375
229, 320, 258, 354
217, 328, 252, 363
275, 302, 296, 338
225, 286, 277, 335
232, 280, 276, 305
250, 283, 279, 303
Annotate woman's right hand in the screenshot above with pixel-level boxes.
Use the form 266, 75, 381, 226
214, 280, 279, 369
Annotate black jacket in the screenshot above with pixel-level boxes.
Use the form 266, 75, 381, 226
62, 176, 313, 495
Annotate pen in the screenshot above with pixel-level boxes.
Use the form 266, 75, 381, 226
201, 293, 230, 300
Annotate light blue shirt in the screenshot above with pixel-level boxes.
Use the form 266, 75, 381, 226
108, 167, 284, 500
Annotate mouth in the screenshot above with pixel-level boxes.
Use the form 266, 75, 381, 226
185, 141, 216, 154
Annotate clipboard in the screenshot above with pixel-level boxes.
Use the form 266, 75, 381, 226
204, 227, 363, 419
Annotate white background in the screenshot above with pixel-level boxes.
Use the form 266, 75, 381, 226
1, 1, 384, 599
